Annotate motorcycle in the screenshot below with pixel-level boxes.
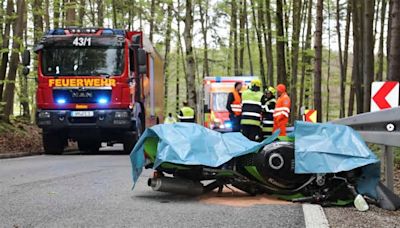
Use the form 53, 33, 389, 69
145, 140, 361, 206
131, 122, 400, 210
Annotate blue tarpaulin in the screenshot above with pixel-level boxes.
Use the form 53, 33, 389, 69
130, 123, 279, 186
294, 121, 379, 173
130, 122, 380, 197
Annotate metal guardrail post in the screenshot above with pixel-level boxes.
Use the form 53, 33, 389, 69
384, 146, 394, 190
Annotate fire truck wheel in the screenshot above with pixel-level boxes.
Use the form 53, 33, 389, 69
123, 132, 136, 154
78, 140, 100, 153
43, 132, 65, 155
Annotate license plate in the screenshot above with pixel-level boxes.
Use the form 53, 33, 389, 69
71, 111, 94, 117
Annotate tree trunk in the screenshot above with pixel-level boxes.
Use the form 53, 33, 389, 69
264, 0, 273, 85
337, 0, 345, 118
283, 0, 291, 80
276, 0, 287, 85
232, 0, 239, 75
97, 0, 103, 27
149, 0, 156, 43
65, 0, 77, 26
44, 0, 50, 30
352, 0, 363, 114
0, 0, 14, 101
245, 0, 254, 75
299, 0, 312, 113
313, 0, 323, 122
0, 0, 4, 36
251, 0, 266, 87
20, 1, 29, 119
112, 0, 117, 28
53, 0, 61, 28
199, 0, 209, 78
238, 0, 245, 75
184, 0, 196, 108
326, 0, 331, 121
163, 0, 173, 113
78, 0, 85, 26
377, 0, 387, 81
387, 0, 393, 77
341, 1, 352, 117
290, 0, 302, 122
388, 0, 400, 81
1, 0, 25, 122
363, 0, 375, 113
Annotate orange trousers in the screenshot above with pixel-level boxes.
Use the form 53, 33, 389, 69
273, 118, 288, 136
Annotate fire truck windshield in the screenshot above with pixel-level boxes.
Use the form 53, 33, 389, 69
212, 92, 228, 112
41, 47, 124, 76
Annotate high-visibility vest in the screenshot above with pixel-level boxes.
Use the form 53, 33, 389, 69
178, 106, 195, 122
262, 97, 276, 137
230, 90, 242, 116
273, 92, 291, 136
164, 116, 177, 124
273, 93, 290, 119
240, 89, 263, 126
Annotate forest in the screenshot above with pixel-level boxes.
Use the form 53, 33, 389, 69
0, 0, 399, 125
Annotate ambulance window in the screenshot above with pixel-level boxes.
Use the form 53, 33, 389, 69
212, 92, 228, 112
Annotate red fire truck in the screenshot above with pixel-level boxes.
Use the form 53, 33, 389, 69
202, 76, 253, 132
33, 28, 164, 154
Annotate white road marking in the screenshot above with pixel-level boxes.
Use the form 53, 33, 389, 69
303, 204, 329, 228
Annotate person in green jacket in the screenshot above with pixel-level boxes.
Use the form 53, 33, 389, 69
240, 79, 263, 141
164, 113, 177, 124
178, 102, 195, 123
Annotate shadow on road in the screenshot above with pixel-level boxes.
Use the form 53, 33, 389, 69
134, 193, 198, 203
60, 144, 130, 156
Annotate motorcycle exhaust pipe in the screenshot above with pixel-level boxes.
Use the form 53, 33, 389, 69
147, 176, 204, 195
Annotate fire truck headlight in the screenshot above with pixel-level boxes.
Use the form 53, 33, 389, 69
97, 97, 108, 104
38, 111, 50, 119
56, 98, 66, 104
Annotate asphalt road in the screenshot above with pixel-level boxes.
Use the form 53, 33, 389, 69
0, 147, 306, 228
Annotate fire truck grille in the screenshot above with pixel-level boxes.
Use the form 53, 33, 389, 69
53, 88, 112, 104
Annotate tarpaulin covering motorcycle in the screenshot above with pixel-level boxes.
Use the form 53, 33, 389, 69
130, 122, 379, 196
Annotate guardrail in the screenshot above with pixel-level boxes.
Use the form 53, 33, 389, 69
331, 107, 400, 191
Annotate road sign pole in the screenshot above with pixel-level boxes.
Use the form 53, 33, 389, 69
383, 145, 394, 191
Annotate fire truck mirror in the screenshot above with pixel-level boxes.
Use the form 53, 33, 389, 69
137, 48, 147, 66
131, 34, 141, 45
22, 50, 31, 66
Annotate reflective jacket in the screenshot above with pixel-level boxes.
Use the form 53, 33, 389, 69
227, 90, 242, 116
273, 92, 291, 136
240, 89, 263, 126
164, 116, 177, 124
261, 96, 276, 137
178, 106, 195, 122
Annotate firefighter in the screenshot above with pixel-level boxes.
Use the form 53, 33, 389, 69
226, 82, 243, 132
240, 79, 263, 141
273, 84, 291, 136
164, 113, 177, 124
178, 102, 195, 123
261, 86, 276, 138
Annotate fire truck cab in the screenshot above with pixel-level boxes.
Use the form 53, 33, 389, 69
33, 28, 164, 154
203, 76, 253, 132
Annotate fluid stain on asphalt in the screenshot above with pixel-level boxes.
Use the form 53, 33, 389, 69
198, 188, 292, 207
